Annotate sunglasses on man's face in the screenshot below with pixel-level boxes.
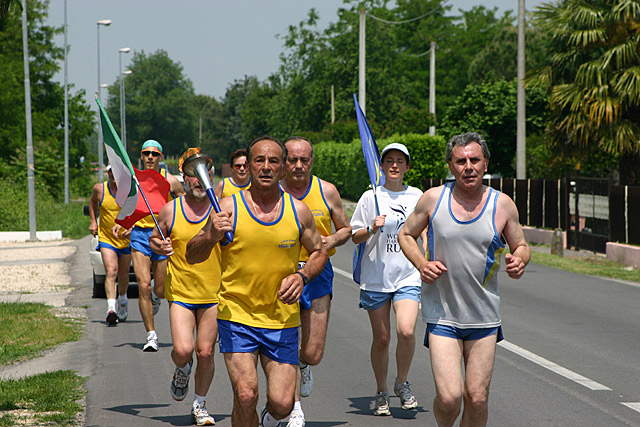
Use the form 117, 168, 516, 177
233, 163, 248, 170
142, 151, 161, 157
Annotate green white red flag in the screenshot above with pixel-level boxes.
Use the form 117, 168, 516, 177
96, 98, 169, 230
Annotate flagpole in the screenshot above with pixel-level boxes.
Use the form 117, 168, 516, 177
133, 176, 166, 241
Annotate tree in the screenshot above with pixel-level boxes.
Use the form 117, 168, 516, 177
441, 79, 549, 177
0, 0, 95, 198
467, 13, 551, 85
106, 50, 197, 157
527, 0, 640, 184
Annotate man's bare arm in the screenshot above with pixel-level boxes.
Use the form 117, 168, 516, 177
498, 194, 530, 279
323, 181, 352, 250
279, 200, 328, 305
88, 183, 102, 236
214, 180, 223, 199
398, 188, 447, 284
150, 201, 174, 256
168, 173, 185, 197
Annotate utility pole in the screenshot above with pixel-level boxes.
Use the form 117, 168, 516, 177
358, 8, 366, 115
64, 0, 69, 203
331, 85, 335, 125
22, 0, 37, 240
429, 41, 436, 136
516, 0, 526, 179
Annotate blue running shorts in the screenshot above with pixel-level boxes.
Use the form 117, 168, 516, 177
217, 319, 299, 365
130, 226, 167, 261
424, 323, 504, 348
96, 241, 131, 258
359, 285, 421, 311
172, 301, 217, 311
299, 259, 334, 311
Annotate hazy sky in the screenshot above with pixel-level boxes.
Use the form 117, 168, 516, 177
47, 0, 545, 108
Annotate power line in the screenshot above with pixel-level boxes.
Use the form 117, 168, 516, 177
367, 0, 450, 25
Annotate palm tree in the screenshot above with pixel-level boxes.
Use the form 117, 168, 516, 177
527, 0, 640, 183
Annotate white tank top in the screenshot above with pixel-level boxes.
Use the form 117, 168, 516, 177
422, 182, 505, 328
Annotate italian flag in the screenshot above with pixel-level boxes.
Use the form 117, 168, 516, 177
96, 98, 170, 230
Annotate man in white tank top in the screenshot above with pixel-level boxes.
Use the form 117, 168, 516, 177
399, 132, 530, 427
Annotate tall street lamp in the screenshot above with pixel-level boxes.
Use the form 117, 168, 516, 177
97, 19, 111, 182
119, 47, 131, 149
122, 70, 132, 150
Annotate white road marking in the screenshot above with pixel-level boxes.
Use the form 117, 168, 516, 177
333, 266, 353, 280
621, 402, 640, 414
498, 340, 612, 391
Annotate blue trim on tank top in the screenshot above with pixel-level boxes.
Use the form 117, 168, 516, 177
240, 190, 285, 226
448, 183, 493, 225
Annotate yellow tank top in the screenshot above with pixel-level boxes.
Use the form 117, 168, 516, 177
221, 177, 251, 198
135, 168, 171, 229
218, 191, 302, 329
297, 175, 335, 261
165, 197, 221, 304
99, 182, 130, 249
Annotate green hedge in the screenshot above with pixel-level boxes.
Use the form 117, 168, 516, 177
313, 133, 448, 201
0, 177, 88, 239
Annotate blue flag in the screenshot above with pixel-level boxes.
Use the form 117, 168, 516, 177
354, 94, 385, 188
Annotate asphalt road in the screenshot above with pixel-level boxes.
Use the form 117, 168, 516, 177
67, 237, 640, 426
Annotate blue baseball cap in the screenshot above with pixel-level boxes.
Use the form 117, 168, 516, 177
141, 139, 163, 154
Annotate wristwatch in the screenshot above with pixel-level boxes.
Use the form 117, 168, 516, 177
366, 225, 373, 234
296, 271, 309, 286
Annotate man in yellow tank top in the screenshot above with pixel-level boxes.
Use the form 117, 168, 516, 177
150, 150, 219, 426
89, 165, 132, 326
131, 139, 185, 352
279, 136, 352, 426
186, 136, 328, 427
214, 148, 251, 198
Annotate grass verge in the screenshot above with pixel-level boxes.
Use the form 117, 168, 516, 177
530, 249, 640, 283
0, 303, 85, 426
0, 370, 85, 426
0, 303, 84, 366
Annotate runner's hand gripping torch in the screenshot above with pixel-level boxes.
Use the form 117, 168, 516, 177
181, 153, 234, 243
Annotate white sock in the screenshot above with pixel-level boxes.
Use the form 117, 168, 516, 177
262, 409, 280, 427
178, 361, 191, 375
291, 401, 303, 416
194, 394, 205, 407
147, 330, 157, 340
107, 299, 116, 311
117, 294, 127, 304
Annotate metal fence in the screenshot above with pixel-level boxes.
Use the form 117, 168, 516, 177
423, 176, 640, 253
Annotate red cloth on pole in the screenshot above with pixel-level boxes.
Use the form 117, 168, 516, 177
115, 168, 171, 229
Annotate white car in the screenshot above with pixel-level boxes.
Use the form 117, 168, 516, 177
85, 205, 139, 298
88, 234, 138, 299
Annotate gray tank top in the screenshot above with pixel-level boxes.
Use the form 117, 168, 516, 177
422, 182, 506, 328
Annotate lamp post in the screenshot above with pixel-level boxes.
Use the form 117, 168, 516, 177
97, 19, 111, 182
119, 47, 131, 149
64, 0, 69, 204
122, 70, 132, 150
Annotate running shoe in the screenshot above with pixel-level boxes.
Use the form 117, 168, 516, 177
394, 380, 418, 410
116, 299, 128, 322
191, 400, 215, 425
143, 331, 158, 352
260, 406, 281, 427
151, 288, 161, 315
286, 411, 305, 427
106, 309, 118, 326
170, 363, 191, 401
300, 364, 313, 397
373, 392, 391, 416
